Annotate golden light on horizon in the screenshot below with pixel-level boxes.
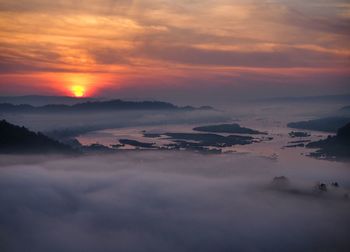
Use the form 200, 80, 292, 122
71, 85, 85, 97
62, 73, 95, 97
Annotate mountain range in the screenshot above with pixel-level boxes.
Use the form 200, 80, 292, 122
0, 99, 212, 113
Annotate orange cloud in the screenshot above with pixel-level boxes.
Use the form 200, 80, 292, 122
0, 0, 349, 96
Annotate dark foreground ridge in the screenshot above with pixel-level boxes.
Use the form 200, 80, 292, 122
0, 120, 75, 154
193, 123, 266, 135
0, 99, 213, 113
306, 123, 350, 160
340, 105, 350, 113
287, 117, 350, 132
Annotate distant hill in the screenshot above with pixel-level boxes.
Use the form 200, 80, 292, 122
0, 99, 212, 113
287, 117, 350, 132
0, 120, 74, 154
0, 95, 96, 106
307, 123, 350, 160
259, 94, 350, 103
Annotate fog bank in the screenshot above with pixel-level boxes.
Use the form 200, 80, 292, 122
0, 151, 349, 252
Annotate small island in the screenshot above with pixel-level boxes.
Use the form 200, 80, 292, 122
193, 123, 266, 135
165, 132, 254, 147
289, 131, 310, 138
119, 139, 156, 148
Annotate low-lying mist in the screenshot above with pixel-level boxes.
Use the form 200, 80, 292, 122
2, 99, 346, 132
0, 151, 349, 252
1, 109, 230, 136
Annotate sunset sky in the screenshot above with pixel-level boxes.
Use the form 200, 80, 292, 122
0, 0, 349, 103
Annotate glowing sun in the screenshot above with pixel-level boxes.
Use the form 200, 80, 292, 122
62, 73, 102, 97
71, 85, 86, 97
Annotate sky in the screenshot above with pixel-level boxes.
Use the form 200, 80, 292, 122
0, 0, 349, 103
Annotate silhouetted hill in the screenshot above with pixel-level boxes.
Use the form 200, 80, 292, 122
70, 100, 178, 110
0, 120, 74, 154
0, 95, 96, 106
287, 117, 350, 132
307, 123, 350, 160
0, 99, 212, 113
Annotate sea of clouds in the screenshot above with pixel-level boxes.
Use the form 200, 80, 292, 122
0, 151, 349, 252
